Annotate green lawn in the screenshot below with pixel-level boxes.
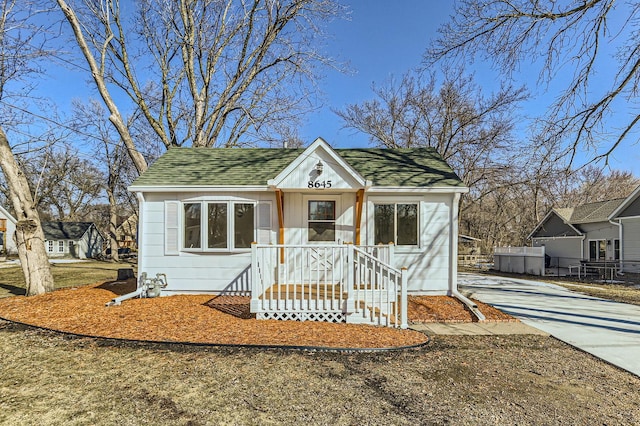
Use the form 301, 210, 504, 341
0, 261, 135, 298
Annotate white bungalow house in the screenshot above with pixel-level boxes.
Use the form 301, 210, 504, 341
529, 186, 640, 272
0, 205, 17, 255
42, 221, 104, 259
129, 138, 468, 326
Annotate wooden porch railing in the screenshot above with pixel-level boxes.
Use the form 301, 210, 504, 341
250, 243, 407, 328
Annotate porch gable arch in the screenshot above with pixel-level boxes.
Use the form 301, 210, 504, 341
268, 137, 368, 191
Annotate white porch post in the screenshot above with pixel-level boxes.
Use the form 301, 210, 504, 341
346, 242, 354, 314
250, 243, 260, 312
388, 242, 395, 267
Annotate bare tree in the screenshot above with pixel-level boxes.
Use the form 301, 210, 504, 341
56, 0, 342, 160
21, 145, 104, 220
563, 166, 640, 206
71, 98, 132, 261
0, 0, 54, 295
336, 70, 527, 189
426, 0, 640, 164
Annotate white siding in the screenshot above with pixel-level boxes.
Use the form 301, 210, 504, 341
277, 148, 362, 190
140, 192, 276, 294
532, 237, 582, 267
580, 222, 620, 261
138, 190, 457, 294
365, 193, 452, 294
621, 218, 640, 271
0, 207, 17, 255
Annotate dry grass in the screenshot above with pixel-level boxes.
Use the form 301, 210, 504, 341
1, 264, 640, 424
551, 281, 640, 306
1, 320, 639, 425
0, 261, 133, 298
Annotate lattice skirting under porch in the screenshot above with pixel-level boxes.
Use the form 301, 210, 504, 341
256, 311, 345, 323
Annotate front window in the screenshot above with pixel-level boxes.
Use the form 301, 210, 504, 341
184, 201, 255, 251
207, 203, 227, 249
58, 240, 65, 253
374, 203, 418, 246
184, 203, 201, 249
614, 239, 620, 260
234, 204, 254, 248
47, 240, 54, 253
308, 200, 336, 242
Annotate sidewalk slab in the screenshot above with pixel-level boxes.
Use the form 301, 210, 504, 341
410, 321, 549, 336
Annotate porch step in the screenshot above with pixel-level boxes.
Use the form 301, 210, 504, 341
346, 300, 397, 327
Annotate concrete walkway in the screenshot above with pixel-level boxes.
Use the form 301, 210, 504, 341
458, 272, 640, 377
410, 321, 547, 336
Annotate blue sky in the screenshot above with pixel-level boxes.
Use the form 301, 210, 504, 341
300, 1, 450, 148
300, 1, 640, 176
26, 1, 640, 176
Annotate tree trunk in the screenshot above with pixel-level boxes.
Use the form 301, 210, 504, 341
0, 126, 54, 295
107, 188, 119, 262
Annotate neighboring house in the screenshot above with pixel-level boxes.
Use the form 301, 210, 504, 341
129, 138, 468, 325
610, 185, 640, 272
459, 234, 481, 255
0, 205, 17, 255
115, 214, 138, 249
42, 221, 104, 259
529, 187, 640, 272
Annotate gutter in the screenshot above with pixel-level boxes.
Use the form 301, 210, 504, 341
609, 219, 622, 272
448, 191, 485, 321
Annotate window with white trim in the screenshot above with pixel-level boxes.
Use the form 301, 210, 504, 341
308, 200, 336, 242
614, 239, 620, 260
47, 240, 54, 253
183, 201, 256, 251
58, 240, 65, 253
374, 203, 418, 246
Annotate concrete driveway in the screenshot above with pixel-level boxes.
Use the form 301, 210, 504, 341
459, 272, 640, 377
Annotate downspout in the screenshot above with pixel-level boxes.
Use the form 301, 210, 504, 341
609, 219, 622, 272
136, 192, 145, 283
448, 192, 485, 321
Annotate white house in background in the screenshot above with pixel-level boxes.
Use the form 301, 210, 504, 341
42, 221, 104, 259
129, 138, 469, 326
529, 186, 640, 272
0, 205, 17, 255
610, 185, 640, 272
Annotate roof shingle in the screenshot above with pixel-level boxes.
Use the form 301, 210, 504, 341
130, 147, 465, 188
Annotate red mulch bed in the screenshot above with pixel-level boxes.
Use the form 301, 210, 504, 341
0, 280, 514, 349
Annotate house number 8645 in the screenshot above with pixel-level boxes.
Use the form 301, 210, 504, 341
308, 180, 332, 189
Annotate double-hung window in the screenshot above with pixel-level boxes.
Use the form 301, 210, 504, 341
374, 203, 418, 246
183, 202, 255, 251
308, 200, 336, 242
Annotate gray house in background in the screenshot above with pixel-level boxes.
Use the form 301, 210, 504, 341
42, 222, 104, 259
0, 205, 17, 255
529, 199, 624, 267
529, 186, 640, 272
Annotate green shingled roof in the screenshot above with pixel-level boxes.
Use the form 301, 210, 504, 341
561, 198, 627, 224
130, 147, 465, 188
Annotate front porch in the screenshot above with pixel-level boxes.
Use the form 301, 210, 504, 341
250, 243, 408, 328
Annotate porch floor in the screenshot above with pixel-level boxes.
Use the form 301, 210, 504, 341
259, 283, 347, 301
